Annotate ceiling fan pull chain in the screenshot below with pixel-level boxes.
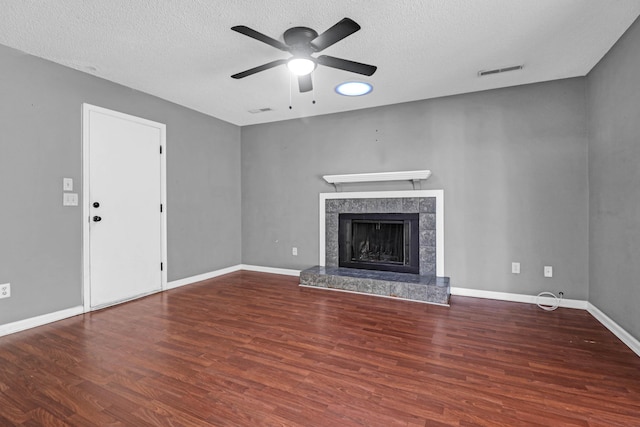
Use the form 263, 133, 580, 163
289, 72, 293, 110
312, 74, 316, 105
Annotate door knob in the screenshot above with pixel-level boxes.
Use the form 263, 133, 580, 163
93, 202, 100, 208
93, 216, 102, 222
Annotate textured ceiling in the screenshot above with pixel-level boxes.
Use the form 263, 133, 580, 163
1, 1, 639, 126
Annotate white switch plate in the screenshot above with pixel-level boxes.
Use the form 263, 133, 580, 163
292, 247, 298, 256
0, 283, 10, 299
544, 266, 553, 278
63, 177, 73, 191
511, 262, 520, 274
63, 193, 78, 206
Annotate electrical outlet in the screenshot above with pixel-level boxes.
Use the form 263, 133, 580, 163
0, 283, 10, 299
511, 262, 520, 274
292, 247, 298, 256
544, 266, 553, 278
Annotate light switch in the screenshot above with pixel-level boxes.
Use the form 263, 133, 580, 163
63, 193, 78, 206
63, 178, 73, 191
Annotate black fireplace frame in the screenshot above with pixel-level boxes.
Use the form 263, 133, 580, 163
338, 213, 420, 274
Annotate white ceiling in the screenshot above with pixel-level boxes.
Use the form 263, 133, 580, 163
1, 1, 639, 126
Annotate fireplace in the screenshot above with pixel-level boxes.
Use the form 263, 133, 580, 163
300, 190, 450, 306
338, 213, 420, 274
323, 194, 440, 277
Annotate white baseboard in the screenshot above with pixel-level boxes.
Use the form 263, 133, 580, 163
451, 287, 638, 358
450, 287, 588, 309
0, 306, 84, 337
240, 264, 301, 277
166, 264, 301, 291
0, 265, 285, 337
587, 303, 640, 358
166, 264, 243, 289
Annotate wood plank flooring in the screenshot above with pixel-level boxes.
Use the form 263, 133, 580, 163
1, 271, 639, 426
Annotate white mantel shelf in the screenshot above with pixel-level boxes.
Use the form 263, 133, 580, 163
323, 170, 432, 191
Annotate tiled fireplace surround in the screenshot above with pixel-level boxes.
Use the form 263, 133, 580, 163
325, 197, 437, 274
300, 191, 450, 305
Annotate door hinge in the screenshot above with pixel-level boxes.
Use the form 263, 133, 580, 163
160, 145, 163, 154
160, 203, 163, 213
161, 262, 164, 271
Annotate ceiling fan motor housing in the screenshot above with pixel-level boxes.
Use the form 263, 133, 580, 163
283, 27, 319, 54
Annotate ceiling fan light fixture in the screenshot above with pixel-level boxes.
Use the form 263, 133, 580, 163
231, 19, 376, 94
287, 57, 316, 76
335, 81, 373, 96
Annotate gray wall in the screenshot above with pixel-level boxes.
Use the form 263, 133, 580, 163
0, 44, 241, 325
587, 17, 640, 339
242, 78, 589, 298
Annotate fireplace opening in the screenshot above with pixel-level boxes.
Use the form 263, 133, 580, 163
338, 213, 420, 274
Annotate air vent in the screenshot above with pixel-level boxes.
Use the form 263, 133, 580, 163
248, 107, 273, 114
478, 65, 524, 77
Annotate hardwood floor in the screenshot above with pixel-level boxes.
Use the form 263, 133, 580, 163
1, 271, 639, 426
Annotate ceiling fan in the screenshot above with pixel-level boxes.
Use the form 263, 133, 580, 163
230, 18, 377, 93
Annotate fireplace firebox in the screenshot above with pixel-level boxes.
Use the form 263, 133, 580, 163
338, 213, 420, 274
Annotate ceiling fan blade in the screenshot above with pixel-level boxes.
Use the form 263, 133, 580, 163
231, 59, 288, 79
316, 55, 377, 76
310, 18, 360, 52
298, 74, 312, 93
231, 25, 290, 51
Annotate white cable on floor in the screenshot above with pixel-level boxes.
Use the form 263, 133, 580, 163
536, 291, 563, 311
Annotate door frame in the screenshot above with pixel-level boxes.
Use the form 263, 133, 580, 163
81, 103, 167, 312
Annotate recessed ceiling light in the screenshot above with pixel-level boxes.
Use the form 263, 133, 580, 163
335, 81, 373, 96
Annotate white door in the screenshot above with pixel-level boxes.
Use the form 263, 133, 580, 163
83, 104, 166, 310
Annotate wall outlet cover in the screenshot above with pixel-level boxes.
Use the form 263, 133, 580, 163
511, 262, 521, 274
544, 266, 553, 278
0, 283, 10, 299
63, 193, 79, 206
